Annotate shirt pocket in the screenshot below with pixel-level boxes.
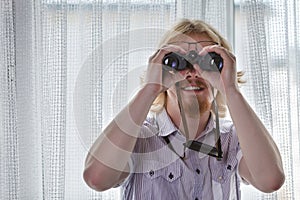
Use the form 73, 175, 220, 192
211, 150, 238, 184
144, 161, 182, 183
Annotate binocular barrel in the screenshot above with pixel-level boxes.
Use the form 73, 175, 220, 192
162, 50, 223, 72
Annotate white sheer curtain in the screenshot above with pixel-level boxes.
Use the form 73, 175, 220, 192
0, 0, 234, 199
236, 0, 300, 199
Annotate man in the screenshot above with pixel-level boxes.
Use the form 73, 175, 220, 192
83, 19, 285, 200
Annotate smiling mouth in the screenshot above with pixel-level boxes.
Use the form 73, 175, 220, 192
182, 86, 205, 91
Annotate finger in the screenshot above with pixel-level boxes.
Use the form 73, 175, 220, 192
149, 44, 187, 64
160, 44, 187, 55
148, 49, 160, 62
200, 45, 235, 61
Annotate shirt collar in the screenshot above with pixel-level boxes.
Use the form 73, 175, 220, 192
155, 108, 178, 137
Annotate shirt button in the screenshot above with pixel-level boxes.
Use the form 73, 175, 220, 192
149, 170, 154, 176
218, 176, 223, 180
196, 168, 200, 174
195, 198, 199, 200
168, 172, 174, 179
227, 165, 232, 170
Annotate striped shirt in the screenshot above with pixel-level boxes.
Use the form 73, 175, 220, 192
120, 108, 243, 200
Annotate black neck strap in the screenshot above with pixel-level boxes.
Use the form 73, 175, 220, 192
175, 82, 223, 160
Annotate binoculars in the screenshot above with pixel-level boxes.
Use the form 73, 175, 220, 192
162, 50, 223, 72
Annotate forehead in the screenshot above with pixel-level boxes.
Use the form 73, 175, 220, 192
184, 33, 213, 42
169, 33, 213, 43
168, 33, 217, 50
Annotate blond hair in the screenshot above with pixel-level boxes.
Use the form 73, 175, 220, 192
149, 19, 244, 117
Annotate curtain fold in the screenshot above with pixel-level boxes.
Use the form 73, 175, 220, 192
0, 0, 20, 200
15, 1, 43, 199
239, 0, 300, 199
41, 1, 68, 199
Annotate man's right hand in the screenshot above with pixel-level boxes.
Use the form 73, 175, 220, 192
144, 45, 187, 95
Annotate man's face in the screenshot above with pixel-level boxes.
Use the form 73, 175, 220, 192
166, 33, 215, 118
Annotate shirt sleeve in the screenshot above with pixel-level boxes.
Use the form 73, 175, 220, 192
236, 148, 249, 185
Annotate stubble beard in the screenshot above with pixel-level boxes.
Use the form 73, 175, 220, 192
182, 95, 211, 118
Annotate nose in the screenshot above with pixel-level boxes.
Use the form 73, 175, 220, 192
185, 64, 202, 78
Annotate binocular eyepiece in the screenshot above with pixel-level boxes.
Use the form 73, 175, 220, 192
162, 50, 223, 72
